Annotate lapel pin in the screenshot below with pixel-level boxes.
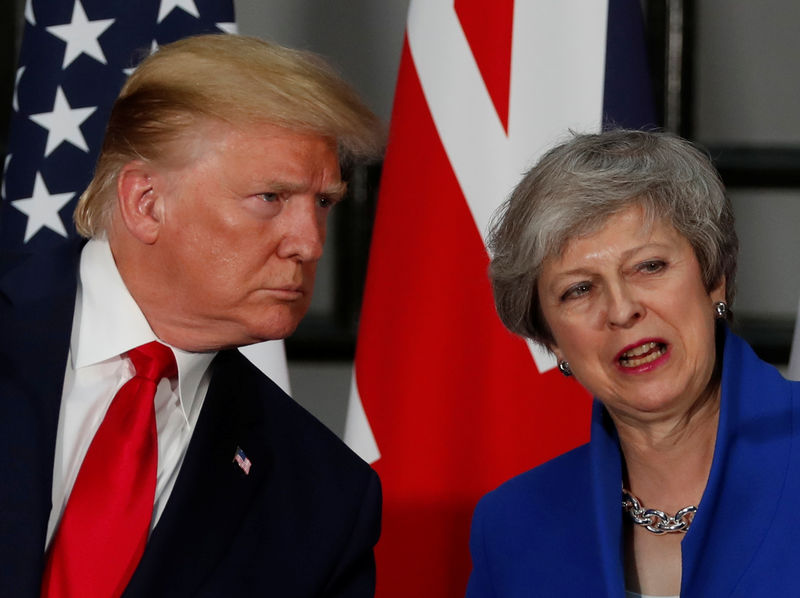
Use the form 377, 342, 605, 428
233, 446, 252, 475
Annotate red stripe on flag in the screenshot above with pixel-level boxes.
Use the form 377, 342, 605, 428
357, 40, 591, 597
454, 0, 514, 132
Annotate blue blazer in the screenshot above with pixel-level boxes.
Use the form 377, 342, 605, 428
0, 245, 381, 597
466, 328, 800, 597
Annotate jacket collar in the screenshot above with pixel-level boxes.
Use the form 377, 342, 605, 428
681, 327, 794, 594
589, 400, 626, 596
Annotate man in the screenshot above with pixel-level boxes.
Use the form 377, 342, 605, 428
0, 34, 384, 597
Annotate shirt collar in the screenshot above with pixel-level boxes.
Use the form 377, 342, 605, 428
72, 237, 216, 424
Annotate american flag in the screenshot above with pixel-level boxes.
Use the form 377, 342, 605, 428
233, 446, 251, 475
1, 0, 293, 398
1, 0, 235, 251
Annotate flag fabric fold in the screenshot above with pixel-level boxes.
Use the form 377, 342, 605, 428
347, 1, 655, 596
1, 0, 290, 394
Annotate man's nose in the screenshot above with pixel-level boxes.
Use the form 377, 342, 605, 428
276, 197, 326, 262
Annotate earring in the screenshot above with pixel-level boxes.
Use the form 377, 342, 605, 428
558, 360, 572, 377
714, 301, 728, 320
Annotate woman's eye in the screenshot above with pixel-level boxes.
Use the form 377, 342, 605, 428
562, 282, 591, 301
639, 260, 665, 273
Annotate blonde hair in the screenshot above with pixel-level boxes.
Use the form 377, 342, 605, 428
75, 34, 384, 237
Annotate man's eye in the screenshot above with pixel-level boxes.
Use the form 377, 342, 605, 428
562, 282, 591, 301
317, 195, 334, 209
257, 192, 279, 202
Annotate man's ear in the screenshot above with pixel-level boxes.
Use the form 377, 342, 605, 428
116, 161, 164, 244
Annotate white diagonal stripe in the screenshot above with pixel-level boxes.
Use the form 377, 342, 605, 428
344, 372, 380, 463
407, 0, 608, 372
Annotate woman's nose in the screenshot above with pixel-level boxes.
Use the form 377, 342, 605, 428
606, 283, 643, 328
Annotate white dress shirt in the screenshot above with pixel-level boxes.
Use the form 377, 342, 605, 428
46, 238, 216, 548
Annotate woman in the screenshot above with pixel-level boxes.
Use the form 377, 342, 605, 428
466, 130, 800, 597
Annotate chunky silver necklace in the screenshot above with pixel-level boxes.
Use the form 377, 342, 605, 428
622, 488, 697, 534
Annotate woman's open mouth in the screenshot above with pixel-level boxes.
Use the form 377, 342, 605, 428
618, 341, 668, 368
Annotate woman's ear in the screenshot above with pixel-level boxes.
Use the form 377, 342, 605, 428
710, 275, 727, 305
547, 342, 563, 363
116, 161, 164, 245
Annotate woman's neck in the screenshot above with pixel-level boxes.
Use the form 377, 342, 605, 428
615, 386, 720, 513
618, 391, 720, 597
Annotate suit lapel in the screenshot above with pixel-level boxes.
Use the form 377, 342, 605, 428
588, 401, 627, 597
0, 246, 79, 596
681, 330, 794, 595
125, 350, 274, 596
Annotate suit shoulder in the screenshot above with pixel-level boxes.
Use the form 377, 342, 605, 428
467, 444, 605, 597
468, 443, 598, 593
475, 442, 591, 524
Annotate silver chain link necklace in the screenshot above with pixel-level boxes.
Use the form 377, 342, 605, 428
622, 488, 697, 534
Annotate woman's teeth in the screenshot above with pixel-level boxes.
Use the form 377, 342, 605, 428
619, 342, 666, 367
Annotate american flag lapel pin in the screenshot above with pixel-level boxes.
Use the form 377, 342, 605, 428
233, 446, 252, 475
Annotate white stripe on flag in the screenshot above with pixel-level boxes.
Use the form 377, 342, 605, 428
239, 340, 291, 396
408, 0, 608, 249
407, 0, 607, 375
344, 373, 380, 463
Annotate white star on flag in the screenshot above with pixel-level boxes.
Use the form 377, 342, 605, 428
46, 0, 115, 68
157, 0, 200, 23
24, 0, 35, 25
29, 86, 97, 157
12, 66, 25, 112
12, 172, 75, 242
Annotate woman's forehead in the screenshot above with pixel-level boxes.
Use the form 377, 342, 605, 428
545, 203, 679, 264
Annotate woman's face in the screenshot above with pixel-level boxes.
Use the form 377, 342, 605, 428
537, 204, 725, 423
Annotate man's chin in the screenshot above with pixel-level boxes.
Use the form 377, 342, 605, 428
246, 318, 302, 345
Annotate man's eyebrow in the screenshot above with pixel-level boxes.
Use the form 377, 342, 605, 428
261, 180, 348, 201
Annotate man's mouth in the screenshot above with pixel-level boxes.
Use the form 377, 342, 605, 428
618, 341, 667, 368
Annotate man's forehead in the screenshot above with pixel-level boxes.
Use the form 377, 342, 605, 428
163, 118, 339, 166
209, 123, 346, 197
169, 117, 335, 152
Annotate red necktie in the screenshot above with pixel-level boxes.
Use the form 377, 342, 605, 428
41, 342, 177, 598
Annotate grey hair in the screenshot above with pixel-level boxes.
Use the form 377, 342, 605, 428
487, 129, 738, 346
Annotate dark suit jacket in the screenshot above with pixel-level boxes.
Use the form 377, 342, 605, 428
0, 245, 381, 597
466, 328, 800, 597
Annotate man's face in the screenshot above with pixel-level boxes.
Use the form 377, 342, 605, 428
146, 122, 343, 351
